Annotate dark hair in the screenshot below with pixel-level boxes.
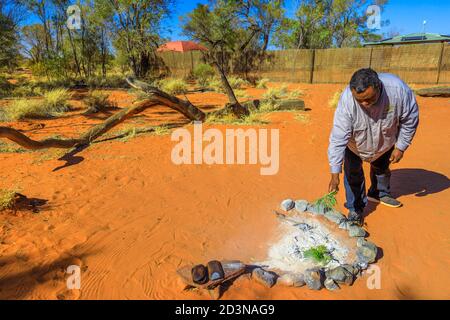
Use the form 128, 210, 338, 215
350, 68, 381, 93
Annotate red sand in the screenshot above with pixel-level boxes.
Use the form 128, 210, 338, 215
0, 83, 449, 299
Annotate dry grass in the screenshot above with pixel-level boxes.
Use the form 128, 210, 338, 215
83, 90, 114, 113
160, 78, 188, 95
256, 78, 269, 89
0, 189, 18, 211
3, 88, 71, 121
294, 112, 311, 123
205, 112, 269, 125
328, 89, 343, 109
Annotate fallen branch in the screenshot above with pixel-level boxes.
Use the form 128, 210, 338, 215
126, 77, 206, 121
0, 100, 159, 150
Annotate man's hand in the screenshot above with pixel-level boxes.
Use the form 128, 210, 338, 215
389, 148, 404, 164
329, 173, 340, 193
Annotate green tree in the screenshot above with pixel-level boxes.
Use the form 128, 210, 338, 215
0, 1, 23, 70
96, 0, 172, 78
274, 0, 386, 49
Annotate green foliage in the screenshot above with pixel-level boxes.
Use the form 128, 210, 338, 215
159, 78, 188, 95
313, 191, 338, 212
303, 245, 332, 265
0, 11, 19, 70
273, 0, 387, 49
193, 63, 215, 87
0, 75, 13, 98
4, 88, 71, 120
182, 1, 283, 75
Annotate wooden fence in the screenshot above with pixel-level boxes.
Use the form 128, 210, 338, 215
158, 43, 450, 84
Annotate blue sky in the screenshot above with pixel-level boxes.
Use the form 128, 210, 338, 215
166, 0, 450, 40
21, 1, 450, 41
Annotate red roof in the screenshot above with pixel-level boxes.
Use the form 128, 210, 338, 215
157, 41, 208, 52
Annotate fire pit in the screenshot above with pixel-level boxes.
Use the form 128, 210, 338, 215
252, 199, 378, 291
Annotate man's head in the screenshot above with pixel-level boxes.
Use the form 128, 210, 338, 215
350, 68, 382, 109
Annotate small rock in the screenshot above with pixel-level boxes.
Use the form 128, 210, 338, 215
348, 225, 367, 237
252, 268, 277, 288
357, 242, 378, 264
294, 200, 308, 212
358, 262, 369, 270
324, 211, 346, 225
342, 264, 360, 277
304, 268, 322, 290
338, 220, 349, 230
280, 199, 295, 211
325, 266, 353, 285
296, 223, 313, 232
277, 273, 306, 287
324, 278, 340, 291
306, 204, 324, 215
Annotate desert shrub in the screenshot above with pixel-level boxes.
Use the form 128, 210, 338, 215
159, 78, 188, 94
209, 76, 248, 93
4, 88, 71, 120
256, 78, 269, 89
86, 75, 128, 88
84, 90, 114, 113
193, 63, 215, 87
329, 89, 343, 109
0, 189, 18, 211
0, 75, 13, 98
287, 89, 304, 99
262, 84, 288, 101
228, 76, 248, 89
42, 88, 71, 113
234, 89, 251, 99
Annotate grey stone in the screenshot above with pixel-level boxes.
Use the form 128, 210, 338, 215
324, 211, 346, 225
306, 204, 324, 215
294, 200, 308, 212
296, 223, 313, 232
348, 225, 367, 237
325, 266, 354, 285
342, 264, 360, 277
304, 268, 322, 290
338, 220, 349, 230
358, 262, 369, 270
252, 268, 277, 288
324, 278, 340, 291
356, 241, 378, 264
277, 273, 306, 287
280, 199, 295, 211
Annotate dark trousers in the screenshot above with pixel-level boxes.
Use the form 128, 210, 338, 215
343, 146, 394, 213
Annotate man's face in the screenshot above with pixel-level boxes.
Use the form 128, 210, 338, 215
351, 86, 380, 109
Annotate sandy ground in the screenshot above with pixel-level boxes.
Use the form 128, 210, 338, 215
0, 83, 449, 300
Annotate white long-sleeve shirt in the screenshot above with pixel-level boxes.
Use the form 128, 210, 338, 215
328, 73, 419, 173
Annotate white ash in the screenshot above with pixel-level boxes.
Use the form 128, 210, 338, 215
257, 213, 355, 274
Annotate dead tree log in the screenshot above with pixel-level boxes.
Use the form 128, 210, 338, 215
126, 77, 206, 121
415, 86, 450, 97
0, 100, 159, 150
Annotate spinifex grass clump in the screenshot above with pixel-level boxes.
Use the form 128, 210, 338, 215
0, 189, 18, 211
303, 245, 332, 265
313, 190, 338, 213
